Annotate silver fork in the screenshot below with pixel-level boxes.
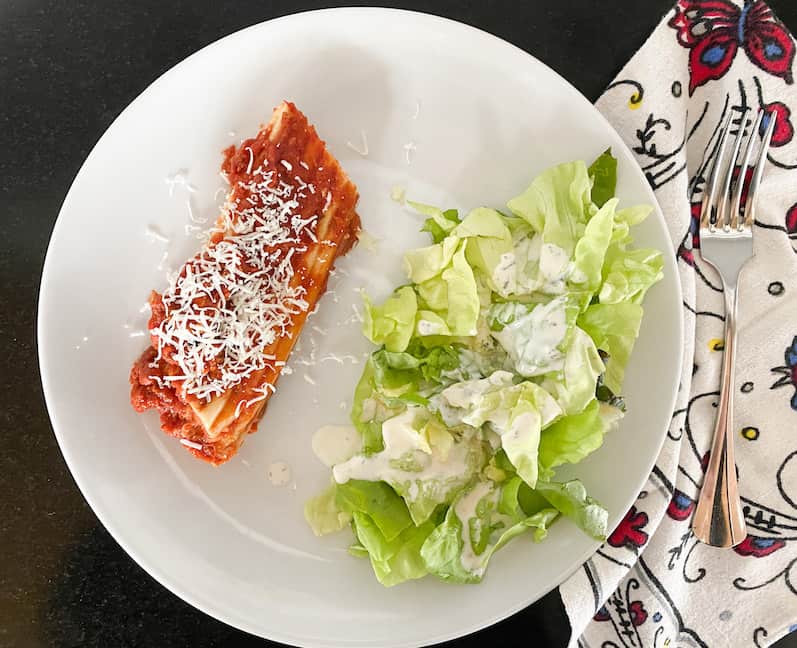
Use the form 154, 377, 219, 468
692, 108, 777, 548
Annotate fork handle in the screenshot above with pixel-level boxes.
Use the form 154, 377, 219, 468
692, 285, 747, 547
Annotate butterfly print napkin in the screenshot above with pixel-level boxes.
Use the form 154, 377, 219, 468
560, 2, 797, 646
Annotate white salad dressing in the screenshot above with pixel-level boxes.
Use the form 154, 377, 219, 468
540, 243, 571, 288
440, 371, 514, 408
312, 425, 362, 467
491, 297, 568, 377
417, 319, 442, 336
492, 235, 580, 296
332, 408, 471, 501
434, 371, 561, 482
500, 409, 535, 443
454, 481, 498, 575
433, 371, 514, 427
267, 462, 291, 487
359, 398, 377, 423
492, 252, 518, 295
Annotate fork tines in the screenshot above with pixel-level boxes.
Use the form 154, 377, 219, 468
700, 108, 778, 233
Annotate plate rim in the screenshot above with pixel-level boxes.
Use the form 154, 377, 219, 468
38, 7, 684, 647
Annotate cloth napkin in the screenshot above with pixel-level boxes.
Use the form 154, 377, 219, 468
561, 2, 797, 646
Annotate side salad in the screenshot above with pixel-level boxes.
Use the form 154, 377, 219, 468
306, 151, 663, 586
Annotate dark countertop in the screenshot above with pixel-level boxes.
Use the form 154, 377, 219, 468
2, 2, 796, 647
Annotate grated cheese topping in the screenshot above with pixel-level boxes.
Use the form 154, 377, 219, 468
403, 141, 417, 165
345, 130, 369, 157
151, 164, 318, 403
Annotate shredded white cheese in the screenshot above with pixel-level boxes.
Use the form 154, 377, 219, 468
157, 250, 169, 271
145, 225, 169, 243
150, 165, 318, 402
186, 197, 207, 225
180, 439, 204, 450
165, 171, 197, 197
345, 130, 369, 157
403, 141, 417, 165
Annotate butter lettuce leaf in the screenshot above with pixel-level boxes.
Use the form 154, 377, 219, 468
334, 408, 488, 525
421, 479, 559, 583
362, 286, 417, 353
409, 201, 460, 244
599, 246, 664, 306
435, 372, 561, 488
534, 479, 608, 541
572, 198, 617, 294
588, 148, 617, 208
304, 484, 352, 536
307, 150, 661, 587
541, 326, 605, 415
506, 160, 594, 256
352, 512, 436, 586
578, 302, 644, 394
538, 400, 622, 481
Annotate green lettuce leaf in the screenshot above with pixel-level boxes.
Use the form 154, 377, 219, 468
335, 479, 413, 541
415, 310, 452, 338
421, 479, 559, 583
371, 350, 422, 395
362, 286, 417, 353
534, 479, 608, 541
506, 161, 594, 256
413, 241, 480, 338
572, 198, 617, 294
435, 371, 561, 488
541, 326, 604, 415
304, 484, 352, 536
375, 343, 460, 386
409, 201, 460, 244
334, 408, 488, 525
453, 207, 513, 241
538, 400, 622, 480
403, 236, 460, 284
442, 242, 481, 335
611, 204, 653, 247
350, 357, 405, 454
452, 208, 514, 288
352, 512, 436, 586
306, 153, 660, 587
588, 148, 617, 208
599, 246, 664, 306
578, 302, 644, 394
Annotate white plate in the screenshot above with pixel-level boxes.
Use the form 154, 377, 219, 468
39, 9, 683, 647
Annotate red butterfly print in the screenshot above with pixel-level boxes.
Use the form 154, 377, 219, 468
733, 535, 786, 557
787, 202, 797, 234
669, 0, 795, 95
607, 506, 649, 549
760, 101, 794, 147
628, 600, 649, 627
667, 489, 696, 521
